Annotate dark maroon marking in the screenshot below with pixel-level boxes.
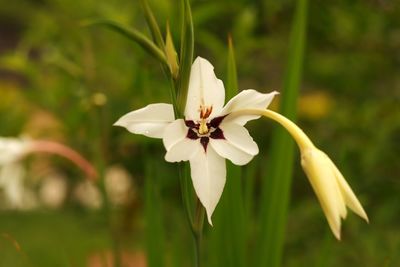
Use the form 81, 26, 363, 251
208, 115, 227, 128
210, 128, 225, 139
200, 137, 209, 152
187, 129, 199, 140
185, 120, 198, 129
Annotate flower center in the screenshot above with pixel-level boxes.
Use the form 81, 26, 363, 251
185, 113, 227, 152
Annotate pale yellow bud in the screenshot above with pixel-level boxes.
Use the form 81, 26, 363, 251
228, 108, 369, 240
301, 148, 368, 240
165, 24, 179, 79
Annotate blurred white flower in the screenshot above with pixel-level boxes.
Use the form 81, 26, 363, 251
105, 165, 135, 206
74, 181, 103, 209
0, 137, 31, 165
0, 137, 38, 210
0, 162, 38, 210
39, 173, 67, 209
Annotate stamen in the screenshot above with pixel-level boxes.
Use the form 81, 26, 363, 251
199, 105, 213, 119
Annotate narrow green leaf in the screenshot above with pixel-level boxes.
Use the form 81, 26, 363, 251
177, 0, 194, 116
82, 19, 167, 65
222, 38, 245, 267
207, 37, 245, 267
140, 0, 166, 49
145, 156, 165, 267
243, 160, 257, 227
226, 36, 238, 97
256, 1, 308, 267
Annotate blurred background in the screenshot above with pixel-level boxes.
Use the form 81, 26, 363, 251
0, 0, 399, 266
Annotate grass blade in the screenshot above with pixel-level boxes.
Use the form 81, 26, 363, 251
256, 0, 308, 267
82, 19, 167, 65
207, 36, 245, 267
222, 37, 246, 267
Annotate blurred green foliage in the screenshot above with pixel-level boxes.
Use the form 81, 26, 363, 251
0, 0, 399, 266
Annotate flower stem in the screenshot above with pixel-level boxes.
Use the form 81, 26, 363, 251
193, 199, 205, 267
177, 164, 204, 267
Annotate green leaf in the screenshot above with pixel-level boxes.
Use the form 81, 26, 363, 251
256, 0, 308, 267
207, 37, 245, 267
226, 36, 238, 98
82, 19, 167, 65
177, 0, 194, 116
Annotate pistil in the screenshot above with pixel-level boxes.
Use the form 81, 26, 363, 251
198, 119, 209, 134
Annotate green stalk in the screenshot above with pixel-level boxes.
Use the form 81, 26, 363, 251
193, 200, 205, 267
178, 163, 194, 227
256, 1, 308, 267
145, 152, 165, 267
177, 0, 194, 115
139, 0, 166, 49
174, 1, 200, 266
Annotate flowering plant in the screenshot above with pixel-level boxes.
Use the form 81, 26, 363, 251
115, 57, 368, 238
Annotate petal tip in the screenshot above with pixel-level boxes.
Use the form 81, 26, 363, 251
207, 214, 213, 226
335, 232, 341, 241
113, 120, 123, 127
331, 225, 342, 240
362, 212, 369, 224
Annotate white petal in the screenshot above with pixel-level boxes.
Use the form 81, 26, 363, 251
114, 103, 175, 138
163, 119, 199, 162
220, 123, 259, 155
222, 90, 279, 125
331, 161, 369, 222
165, 138, 200, 162
184, 57, 225, 120
189, 146, 226, 225
210, 123, 258, 165
163, 119, 188, 150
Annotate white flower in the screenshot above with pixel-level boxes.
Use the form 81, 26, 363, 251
114, 57, 278, 224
